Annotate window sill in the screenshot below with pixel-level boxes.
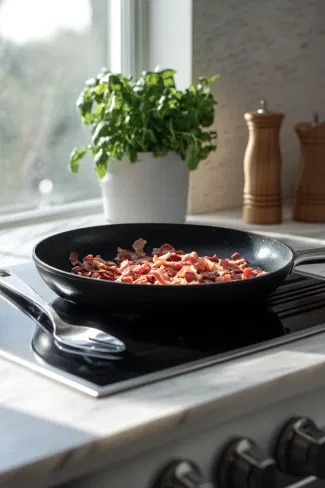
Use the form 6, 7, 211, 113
0, 198, 103, 230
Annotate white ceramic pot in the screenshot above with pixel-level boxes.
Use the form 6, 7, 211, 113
100, 152, 189, 224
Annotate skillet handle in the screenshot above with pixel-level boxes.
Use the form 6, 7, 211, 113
293, 247, 325, 267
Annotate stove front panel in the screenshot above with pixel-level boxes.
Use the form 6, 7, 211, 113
59, 384, 325, 488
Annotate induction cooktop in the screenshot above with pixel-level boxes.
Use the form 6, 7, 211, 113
0, 263, 325, 397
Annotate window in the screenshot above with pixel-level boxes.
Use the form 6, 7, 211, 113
0, 0, 192, 222
0, 0, 110, 216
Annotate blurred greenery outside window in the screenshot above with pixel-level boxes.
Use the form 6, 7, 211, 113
0, 0, 114, 217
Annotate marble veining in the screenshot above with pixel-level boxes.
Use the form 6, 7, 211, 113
189, 0, 325, 213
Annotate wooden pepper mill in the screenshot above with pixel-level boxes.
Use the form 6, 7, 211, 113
292, 113, 325, 222
243, 100, 285, 224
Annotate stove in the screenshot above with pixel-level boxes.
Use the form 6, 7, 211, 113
1, 263, 325, 399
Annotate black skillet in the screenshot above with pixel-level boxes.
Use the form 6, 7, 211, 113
32, 223, 325, 311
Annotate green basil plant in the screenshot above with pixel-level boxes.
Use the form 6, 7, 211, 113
70, 68, 218, 178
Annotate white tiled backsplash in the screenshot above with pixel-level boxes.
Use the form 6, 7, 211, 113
189, 0, 325, 214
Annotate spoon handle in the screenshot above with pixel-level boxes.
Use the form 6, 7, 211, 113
0, 269, 63, 332
0, 269, 126, 355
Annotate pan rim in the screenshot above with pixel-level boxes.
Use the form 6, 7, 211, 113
32, 223, 295, 289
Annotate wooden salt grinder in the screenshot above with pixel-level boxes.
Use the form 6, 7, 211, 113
243, 100, 285, 224
292, 113, 325, 222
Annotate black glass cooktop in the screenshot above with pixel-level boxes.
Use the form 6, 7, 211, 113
1, 264, 325, 397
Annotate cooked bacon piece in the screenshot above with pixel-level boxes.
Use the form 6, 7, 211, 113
114, 248, 133, 262
184, 271, 200, 283
182, 251, 200, 264
167, 252, 182, 262
219, 258, 240, 270
156, 251, 182, 262
116, 275, 134, 283
133, 238, 147, 252
70, 238, 268, 285
201, 271, 220, 280
199, 258, 215, 271
94, 256, 115, 266
133, 263, 151, 275
83, 254, 94, 261
150, 269, 170, 285
133, 275, 153, 284
115, 247, 142, 263
244, 267, 252, 278
166, 267, 178, 277
231, 252, 241, 260
206, 255, 219, 263
152, 259, 183, 270
152, 243, 175, 256
222, 274, 232, 282
177, 265, 199, 279
69, 252, 81, 266
83, 260, 97, 272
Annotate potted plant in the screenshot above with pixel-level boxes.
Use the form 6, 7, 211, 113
69, 68, 218, 224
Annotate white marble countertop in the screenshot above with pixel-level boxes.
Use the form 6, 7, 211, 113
0, 208, 325, 487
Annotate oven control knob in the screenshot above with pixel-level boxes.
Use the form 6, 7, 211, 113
216, 437, 276, 488
275, 416, 325, 478
154, 460, 203, 488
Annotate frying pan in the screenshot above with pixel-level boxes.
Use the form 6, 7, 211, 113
32, 223, 325, 310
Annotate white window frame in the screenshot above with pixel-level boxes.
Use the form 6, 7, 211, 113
0, 0, 192, 230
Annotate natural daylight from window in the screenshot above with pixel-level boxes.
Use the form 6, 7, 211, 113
0, 0, 109, 216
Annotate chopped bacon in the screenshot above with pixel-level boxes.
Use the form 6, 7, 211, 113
202, 271, 220, 280
133, 263, 151, 275
222, 274, 232, 282
94, 256, 115, 266
152, 259, 183, 270
83, 260, 97, 272
167, 252, 182, 262
244, 267, 252, 278
219, 258, 240, 270
206, 255, 219, 263
150, 269, 170, 285
117, 275, 134, 283
177, 265, 199, 279
157, 251, 182, 262
184, 271, 200, 283
182, 251, 199, 264
152, 243, 175, 256
83, 254, 94, 261
134, 275, 153, 284
69, 252, 81, 266
231, 252, 241, 260
132, 238, 147, 252
70, 239, 268, 284
166, 267, 178, 277
199, 258, 215, 271
114, 248, 134, 262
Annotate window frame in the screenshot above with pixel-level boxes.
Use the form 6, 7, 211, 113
0, 0, 139, 228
